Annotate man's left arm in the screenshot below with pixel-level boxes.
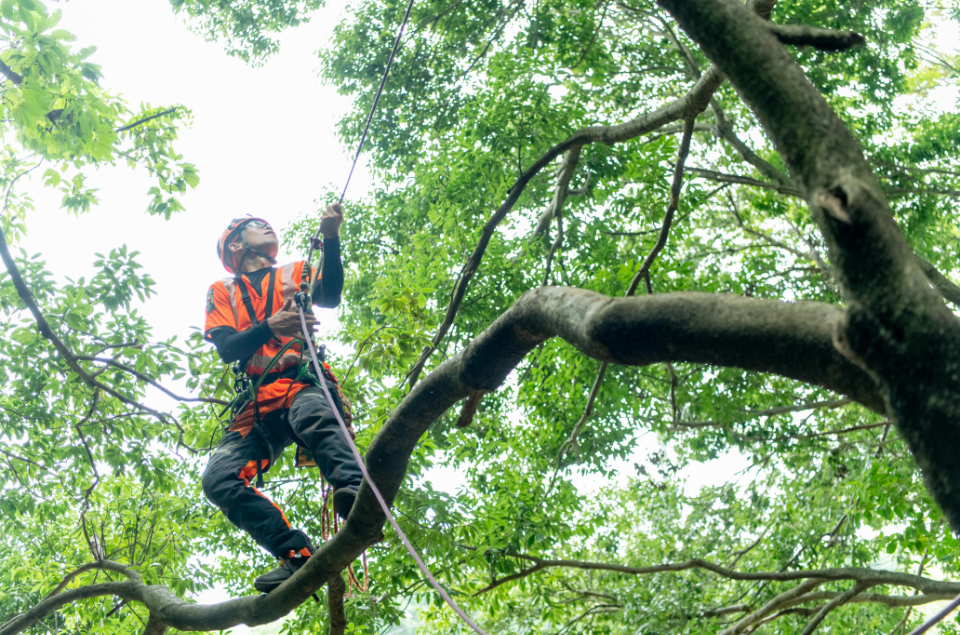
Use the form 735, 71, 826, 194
310, 203, 345, 309
311, 237, 343, 308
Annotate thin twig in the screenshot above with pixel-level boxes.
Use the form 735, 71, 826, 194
545, 118, 695, 493
115, 107, 179, 133
75, 356, 228, 405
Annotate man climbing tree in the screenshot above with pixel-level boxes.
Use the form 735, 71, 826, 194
201, 205, 364, 594
4, 0, 960, 634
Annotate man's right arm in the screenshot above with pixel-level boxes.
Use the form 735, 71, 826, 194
204, 281, 276, 364
206, 323, 274, 363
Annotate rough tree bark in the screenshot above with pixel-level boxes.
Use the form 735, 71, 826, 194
657, 0, 960, 534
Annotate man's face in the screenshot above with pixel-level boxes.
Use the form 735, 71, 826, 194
229, 220, 279, 260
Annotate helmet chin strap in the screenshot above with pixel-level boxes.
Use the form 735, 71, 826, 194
238, 231, 277, 271
248, 248, 277, 265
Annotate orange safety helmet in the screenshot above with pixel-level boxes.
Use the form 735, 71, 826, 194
217, 216, 271, 274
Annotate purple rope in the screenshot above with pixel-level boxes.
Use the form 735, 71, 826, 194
304, 0, 417, 271
298, 309, 489, 635
298, 1, 490, 629
906, 591, 960, 635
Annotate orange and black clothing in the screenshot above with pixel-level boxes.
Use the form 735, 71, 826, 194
201, 237, 362, 559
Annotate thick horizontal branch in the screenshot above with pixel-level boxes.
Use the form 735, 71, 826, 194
3, 288, 887, 632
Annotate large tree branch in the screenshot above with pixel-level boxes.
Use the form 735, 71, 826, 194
656, 0, 960, 533
2, 288, 886, 633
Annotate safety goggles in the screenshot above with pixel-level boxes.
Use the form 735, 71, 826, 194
244, 220, 271, 230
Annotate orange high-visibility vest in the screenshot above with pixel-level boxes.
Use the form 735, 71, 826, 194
204, 261, 315, 377
204, 261, 319, 418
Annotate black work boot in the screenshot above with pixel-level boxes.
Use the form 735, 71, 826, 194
254, 553, 310, 594
333, 486, 359, 521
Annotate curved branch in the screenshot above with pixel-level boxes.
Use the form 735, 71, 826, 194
3, 288, 887, 633
473, 552, 958, 597
1, 581, 137, 635
44, 560, 141, 601
0, 220, 199, 452
75, 356, 229, 405
405, 66, 726, 388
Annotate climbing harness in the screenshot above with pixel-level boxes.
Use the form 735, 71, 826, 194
292, 0, 491, 631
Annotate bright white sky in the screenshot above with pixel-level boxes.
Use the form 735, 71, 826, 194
20, 0, 365, 349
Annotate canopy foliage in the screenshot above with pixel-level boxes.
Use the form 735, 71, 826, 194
1, 0, 959, 634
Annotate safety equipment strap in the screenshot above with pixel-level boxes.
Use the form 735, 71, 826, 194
234, 269, 280, 487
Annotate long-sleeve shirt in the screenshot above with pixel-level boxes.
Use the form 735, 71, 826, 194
206, 237, 343, 364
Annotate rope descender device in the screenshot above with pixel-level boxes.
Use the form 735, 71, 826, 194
295, 283, 311, 314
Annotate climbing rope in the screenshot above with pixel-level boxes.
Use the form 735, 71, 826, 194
297, 309, 489, 634
302, 0, 418, 275
294, 1, 491, 632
